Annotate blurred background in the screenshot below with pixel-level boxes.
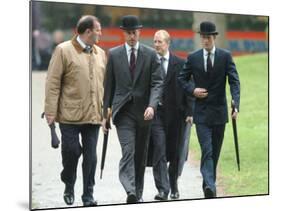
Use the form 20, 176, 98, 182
31, 1, 268, 70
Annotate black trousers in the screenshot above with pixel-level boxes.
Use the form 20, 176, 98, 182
115, 102, 152, 200
151, 106, 170, 194
195, 123, 225, 193
59, 123, 100, 202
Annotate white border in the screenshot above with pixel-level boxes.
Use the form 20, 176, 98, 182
1, 0, 278, 211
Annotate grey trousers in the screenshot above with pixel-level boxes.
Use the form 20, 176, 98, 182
115, 104, 151, 200
151, 107, 170, 194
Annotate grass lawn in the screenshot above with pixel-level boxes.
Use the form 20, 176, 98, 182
189, 53, 269, 196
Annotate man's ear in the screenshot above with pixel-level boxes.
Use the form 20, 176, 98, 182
86, 28, 91, 34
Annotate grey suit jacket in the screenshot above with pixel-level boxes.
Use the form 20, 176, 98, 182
103, 43, 163, 123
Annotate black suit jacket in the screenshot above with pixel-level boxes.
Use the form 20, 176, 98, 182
103, 43, 163, 123
178, 48, 240, 125
164, 53, 194, 161
147, 53, 194, 164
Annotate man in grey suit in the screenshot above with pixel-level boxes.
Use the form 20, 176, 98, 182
102, 15, 163, 203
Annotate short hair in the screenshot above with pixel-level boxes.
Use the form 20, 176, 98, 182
76, 15, 99, 34
155, 30, 171, 44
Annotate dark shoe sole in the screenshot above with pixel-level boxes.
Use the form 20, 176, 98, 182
83, 200, 98, 206
127, 194, 137, 203
204, 187, 215, 198
154, 194, 168, 201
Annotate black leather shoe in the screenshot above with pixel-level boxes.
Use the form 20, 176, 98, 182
170, 191, 180, 199
204, 186, 216, 198
63, 186, 74, 205
170, 180, 179, 199
126, 194, 137, 203
83, 200, 98, 206
154, 191, 168, 201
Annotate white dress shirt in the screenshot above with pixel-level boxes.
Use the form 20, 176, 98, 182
77, 35, 87, 49
157, 51, 170, 75
125, 42, 139, 64
203, 46, 216, 72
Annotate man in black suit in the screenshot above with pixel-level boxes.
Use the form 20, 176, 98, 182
149, 30, 194, 200
178, 21, 240, 198
102, 15, 163, 203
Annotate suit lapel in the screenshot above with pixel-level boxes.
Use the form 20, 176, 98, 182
119, 45, 133, 82
165, 54, 175, 84
133, 45, 145, 84
198, 49, 208, 78
212, 48, 219, 73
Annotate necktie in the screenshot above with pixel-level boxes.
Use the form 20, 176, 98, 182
129, 48, 136, 79
159, 57, 166, 106
207, 52, 212, 73
160, 57, 166, 78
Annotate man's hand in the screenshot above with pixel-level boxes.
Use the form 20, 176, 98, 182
45, 114, 55, 125
193, 88, 208, 99
144, 107, 154, 120
102, 118, 111, 134
232, 110, 238, 120
185, 116, 193, 125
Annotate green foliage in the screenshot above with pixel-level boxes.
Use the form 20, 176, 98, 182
189, 53, 269, 196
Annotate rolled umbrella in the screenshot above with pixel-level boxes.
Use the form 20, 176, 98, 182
41, 112, 60, 149
100, 109, 112, 179
178, 122, 192, 177
231, 100, 240, 171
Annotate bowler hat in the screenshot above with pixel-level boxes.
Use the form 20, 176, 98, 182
198, 21, 219, 35
120, 15, 143, 30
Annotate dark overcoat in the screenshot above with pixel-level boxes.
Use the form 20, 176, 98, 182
147, 53, 194, 165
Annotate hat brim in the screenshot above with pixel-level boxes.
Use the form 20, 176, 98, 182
198, 31, 219, 35
120, 25, 143, 30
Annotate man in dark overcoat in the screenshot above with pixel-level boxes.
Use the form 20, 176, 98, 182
178, 21, 240, 198
148, 30, 194, 200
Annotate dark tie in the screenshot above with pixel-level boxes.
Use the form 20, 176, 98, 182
207, 52, 212, 73
160, 57, 166, 78
129, 48, 136, 79
83, 45, 93, 54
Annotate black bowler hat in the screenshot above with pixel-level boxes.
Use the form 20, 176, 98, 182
198, 21, 219, 35
120, 15, 143, 30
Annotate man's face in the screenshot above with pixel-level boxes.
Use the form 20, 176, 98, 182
200, 34, 216, 51
87, 21, 102, 45
153, 33, 169, 56
124, 29, 140, 47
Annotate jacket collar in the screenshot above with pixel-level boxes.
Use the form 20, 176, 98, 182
71, 35, 97, 54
